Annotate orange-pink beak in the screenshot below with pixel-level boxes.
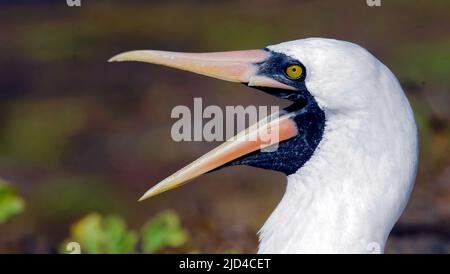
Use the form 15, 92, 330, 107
108, 49, 299, 201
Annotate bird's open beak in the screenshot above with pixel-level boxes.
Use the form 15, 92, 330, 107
109, 49, 299, 201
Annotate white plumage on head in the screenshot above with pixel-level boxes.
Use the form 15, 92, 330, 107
259, 38, 418, 253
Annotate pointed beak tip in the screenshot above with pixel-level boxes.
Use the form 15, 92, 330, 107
137, 193, 151, 202
108, 54, 123, 63
137, 184, 164, 202
108, 51, 139, 63
137, 190, 154, 202
108, 50, 150, 63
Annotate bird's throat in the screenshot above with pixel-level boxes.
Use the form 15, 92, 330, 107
258, 173, 387, 254
257, 108, 417, 253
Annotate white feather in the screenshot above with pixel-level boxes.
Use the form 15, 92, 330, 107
258, 38, 418, 253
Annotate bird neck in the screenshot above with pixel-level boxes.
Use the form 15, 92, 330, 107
258, 103, 418, 253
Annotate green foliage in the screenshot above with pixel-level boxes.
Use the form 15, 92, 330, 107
0, 180, 25, 224
61, 213, 137, 254
141, 210, 188, 253
61, 210, 188, 254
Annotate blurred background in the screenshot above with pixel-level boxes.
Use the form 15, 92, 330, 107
0, 0, 449, 253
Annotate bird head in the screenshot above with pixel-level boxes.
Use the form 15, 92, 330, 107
109, 38, 385, 201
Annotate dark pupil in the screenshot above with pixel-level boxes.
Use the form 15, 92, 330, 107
292, 68, 296, 72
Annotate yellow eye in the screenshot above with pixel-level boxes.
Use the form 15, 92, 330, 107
285, 64, 303, 79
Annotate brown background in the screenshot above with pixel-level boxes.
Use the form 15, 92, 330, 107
0, 0, 449, 253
